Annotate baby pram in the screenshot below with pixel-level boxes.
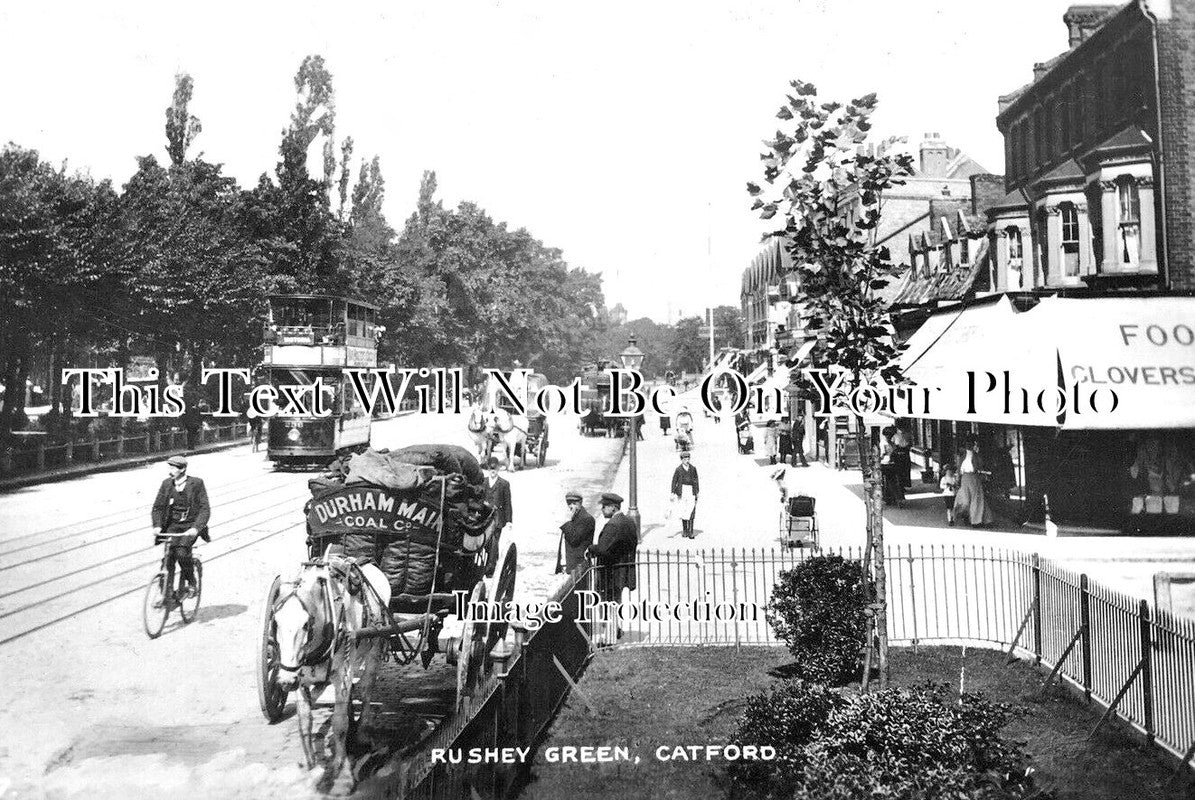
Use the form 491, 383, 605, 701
779, 495, 819, 548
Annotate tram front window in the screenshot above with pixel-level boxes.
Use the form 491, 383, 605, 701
274, 300, 332, 331
268, 370, 342, 414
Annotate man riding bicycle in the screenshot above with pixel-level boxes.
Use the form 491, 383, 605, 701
150, 455, 210, 603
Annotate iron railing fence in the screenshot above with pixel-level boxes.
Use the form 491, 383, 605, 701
589, 546, 1195, 766
1, 423, 242, 476
366, 568, 598, 800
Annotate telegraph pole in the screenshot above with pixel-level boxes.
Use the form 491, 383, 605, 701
699, 308, 717, 371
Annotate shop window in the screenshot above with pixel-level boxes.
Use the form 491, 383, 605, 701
1061, 203, 1080, 277
1117, 179, 1140, 266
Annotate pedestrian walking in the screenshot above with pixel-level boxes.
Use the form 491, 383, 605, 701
556, 491, 595, 574
763, 421, 779, 464
671, 451, 700, 537
778, 417, 793, 465
880, 427, 905, 506
484, 456, 513, 573
953, 437, 993, 526
150, 455, 210, 603
248, 412, 263, 452
939, 463, 959, 525
771, 461, 803, 505
893, 424, 912, 489
791, 412, 810, 467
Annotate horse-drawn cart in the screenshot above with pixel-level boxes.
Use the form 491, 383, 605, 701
523, 413, 549, 467
256, 445, 515, 782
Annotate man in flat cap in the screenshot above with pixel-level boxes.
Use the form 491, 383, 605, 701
588, 492, 638, 603
556, 491, 595, 574
150, 455, 210, 604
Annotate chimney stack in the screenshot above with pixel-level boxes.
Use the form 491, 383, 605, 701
1062, 5, 1117, 50
919, 133, 951, 178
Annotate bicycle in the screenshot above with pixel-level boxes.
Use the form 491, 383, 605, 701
142, 532, 204, 638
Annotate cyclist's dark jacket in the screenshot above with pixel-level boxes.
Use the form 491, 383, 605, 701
152, 476, 211, 541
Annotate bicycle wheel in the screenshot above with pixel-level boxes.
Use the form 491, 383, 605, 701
179, 559, 203, 623
142, 573, 169, 638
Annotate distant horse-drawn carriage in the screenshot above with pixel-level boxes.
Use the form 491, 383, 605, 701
576, 364, 633, 437
466, 370, 550, 469
257, 445, 515, 785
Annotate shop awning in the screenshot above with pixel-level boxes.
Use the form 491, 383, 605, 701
1045, 296, 1195, 430
744, 363, 768, 385
894, 294, 1195, 430
897, 295, 1059, 425
789, 339, 817, 366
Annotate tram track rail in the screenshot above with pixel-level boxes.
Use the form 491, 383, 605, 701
0, 472, 285, 558
0, 477, 300, 566
0, 492, 308, 601
0, 510, 308, 647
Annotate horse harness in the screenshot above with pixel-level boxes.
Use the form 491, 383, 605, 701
274, 566, 342, 672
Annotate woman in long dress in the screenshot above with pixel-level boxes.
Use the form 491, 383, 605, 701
953, 438, 993, 526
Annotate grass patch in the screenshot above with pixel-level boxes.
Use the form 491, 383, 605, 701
522, 645, 1183, 800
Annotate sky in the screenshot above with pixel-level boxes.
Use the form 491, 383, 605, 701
1, 0, 1083, 323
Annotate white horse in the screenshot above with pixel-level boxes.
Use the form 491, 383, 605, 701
466, 404, 494, 462
486, 408, 528, 471
273, 556, 391, 785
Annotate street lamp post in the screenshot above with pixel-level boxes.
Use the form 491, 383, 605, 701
620, 335, 645, 533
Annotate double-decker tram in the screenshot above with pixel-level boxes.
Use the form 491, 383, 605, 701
261, 295, 380, 468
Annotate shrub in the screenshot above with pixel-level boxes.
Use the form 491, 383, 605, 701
724, 681, 844, 799
765, 554, 870, 685
725, 683, 1052, 800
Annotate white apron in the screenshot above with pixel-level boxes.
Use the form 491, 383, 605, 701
676, 484, 696, 520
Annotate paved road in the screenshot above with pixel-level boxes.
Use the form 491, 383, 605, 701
0, 412, 623, 799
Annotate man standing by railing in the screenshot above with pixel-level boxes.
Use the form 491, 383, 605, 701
556, 491, 594, 574
588, 493, 637, 602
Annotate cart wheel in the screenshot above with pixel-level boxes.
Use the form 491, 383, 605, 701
142, 572, 169, 639
257, 575, 289, 723
487, 543, 517, 653
456, 581, 490, 707
179, 558, 203, 623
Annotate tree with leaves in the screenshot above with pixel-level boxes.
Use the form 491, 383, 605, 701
0, 145, 120, 442
748, 80, 914, 689
244, 54, 347, 294
118, 73, 267, 402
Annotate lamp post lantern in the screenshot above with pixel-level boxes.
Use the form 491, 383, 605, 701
619, 335, 645, 532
